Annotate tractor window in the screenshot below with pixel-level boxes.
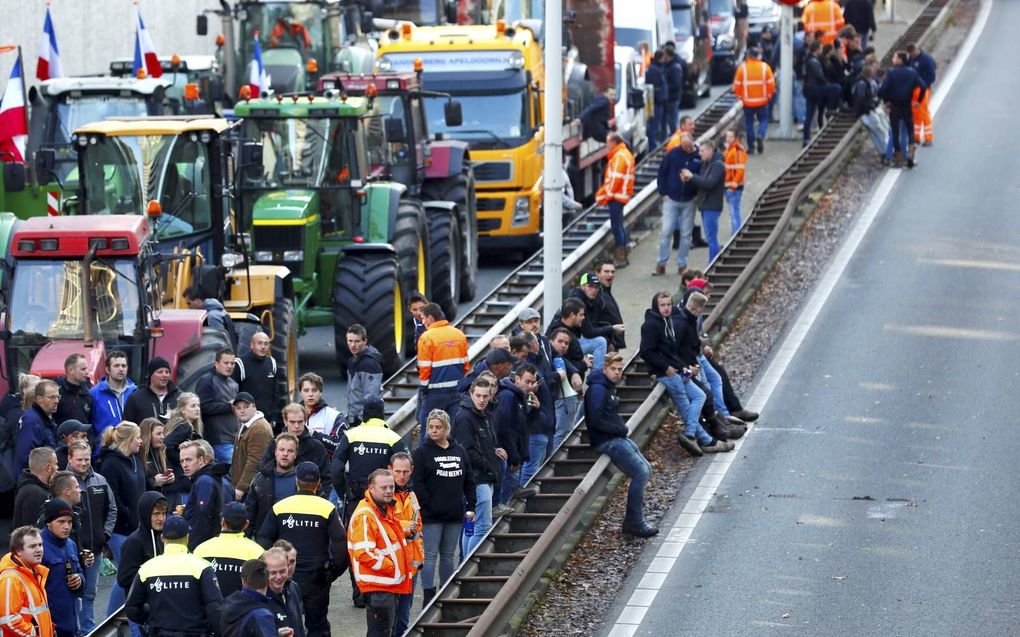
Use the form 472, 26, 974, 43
245, 3, 329, 70
158, 138, 213, 240
80, 137, 145, 216
56, 96, 148, 145
409, 96, 427, 164
362, 114, 389, 175
244, 117, 335, 188
378, 95, 410, 166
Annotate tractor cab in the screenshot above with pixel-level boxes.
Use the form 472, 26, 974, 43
109, 55, 226, 115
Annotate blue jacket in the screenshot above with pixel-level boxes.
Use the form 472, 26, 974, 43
15, 404, 57, 475
495, 379, 529, 466
222, 588, 278, 637
878, 66, 927, 106
910, 51, 936, 87
645, 61, 668, 103
657, 145, 702, 202
583, 368, 628, 448
90, 378, 138, 438
41, 527, 85, 635
664, 58, 685, 101
184, 462, 231, 551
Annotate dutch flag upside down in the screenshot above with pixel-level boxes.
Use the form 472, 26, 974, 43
133, 5, 162, 79
0, 56, 28, 163
36, 7, 64, 81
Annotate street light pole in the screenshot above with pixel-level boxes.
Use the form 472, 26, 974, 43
776, 4, 795, 139
542, 0, 564, 330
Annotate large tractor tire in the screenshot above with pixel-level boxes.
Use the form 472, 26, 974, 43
333, 251, 408, 376
423, 167, 479, 301
267, 298, 298, 407
392, 197, 430, 310
175, 327, 233, 392
425, 208, 462, 320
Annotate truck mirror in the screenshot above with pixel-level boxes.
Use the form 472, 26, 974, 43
0, 329, 10, 341
197, 15, 209, 36
444, 101, 463, 127
240, 141, 264, 178
444, 0, 458, 24
627, 88, 645, 110
34, 147, 55, 183
3, 162, 25, 193
384, 116, 407, 143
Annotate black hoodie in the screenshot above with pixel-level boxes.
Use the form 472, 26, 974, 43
97, 446, 147, 535
411, 437, 477, 523
584, 368, 628, 449
11, 470, 49, 528
494, 378, 529, 466
55, 376, 93, 425
671, 305, 703, 366
639, 294, 687, 377
221, 588, 278, 637
451, 394, 501, 485
184, 461, 231, 551
568, 287, 617, 342
116, 491, 167, 590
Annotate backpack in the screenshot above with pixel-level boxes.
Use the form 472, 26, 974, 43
0, 414, 21, 493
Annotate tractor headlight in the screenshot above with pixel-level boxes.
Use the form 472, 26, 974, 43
221, 251, 245, 268
256, 250, 273, 262
376, 56, 393, 72
283, 250, 303, 262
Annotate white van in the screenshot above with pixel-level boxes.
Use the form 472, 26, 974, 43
614, 0, 675, 53
614, 45, 651, 156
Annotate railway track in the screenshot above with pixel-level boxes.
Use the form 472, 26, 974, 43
407, 2, 954, 635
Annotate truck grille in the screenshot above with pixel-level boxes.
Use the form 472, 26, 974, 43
473, 161, 513, 182
477, 218, 501, 232
476, 198, 506, 212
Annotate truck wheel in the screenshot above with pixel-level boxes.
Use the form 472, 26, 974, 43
393, 197, 429, 316
333, 251, 407, 376
423, 168, 478, 301
426, 208, 461, 320
268, 298, 298, 406
176, 327, 232, 392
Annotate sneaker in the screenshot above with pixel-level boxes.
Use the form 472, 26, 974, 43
880, 156, 891, 167
701, 439, 735, 453
677, 433, 705, 457
652, 264, 666, 276
757, 138, 764, 154
622, 523, 660, 538
513, 485, 540, 499
746, 144, 755, 156
732, 409, 759, 422
677, 266, 686, 275
492, 504, 515, 518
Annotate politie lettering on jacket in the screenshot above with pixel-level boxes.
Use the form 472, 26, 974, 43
207, 558, 242, 578
352, 443, 389, 456
282, 515, 321, 529
434, 456, 464, 478
148, 577, 192, 591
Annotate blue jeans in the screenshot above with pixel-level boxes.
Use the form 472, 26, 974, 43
213, 443, 234, 465
743, 105, 769, 147
463, 482, 493, 555
793, 79, 806, 123
697, 355, 729, 418
578, 336, 607, 370
665, 100, 680, 135
105, 532, 129, 617
803, 83, 841, 143
700, 209, 721, 263
553, 395, 578, 451
861, 110, 890, 156
885, 116, 912, 160
649, 101, 666, 148
520, 433, 548, 486
417, 389, 461, 440
658, 374, 712, 445
657, 198, 697, 268
608, 200, 628, 249
422, 521, 461, 590
79, 554, 103, 632
498, 459, 520, 505
724, 188, 742, 235
394, 573, 417, 637
595, 437, 652, 527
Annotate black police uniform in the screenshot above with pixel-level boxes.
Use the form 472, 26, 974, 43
124, 543, 223, 636
193, 532, 266, 597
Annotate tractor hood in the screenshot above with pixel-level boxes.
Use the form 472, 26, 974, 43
251, 189, 319, 222
30, 341, 107, 384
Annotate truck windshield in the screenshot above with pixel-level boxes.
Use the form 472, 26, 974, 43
242, 117, 354, 188
615, 27, 653, 50
57, 97, 148, 142
244, 2, 330, 68
422, 87, 529, 149
78, 134, 213, 240
363, 0, 440, 25
672, 8, 694, 37
8, 258, 141, 341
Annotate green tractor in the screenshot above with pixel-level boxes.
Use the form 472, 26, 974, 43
233, 93, 444, 375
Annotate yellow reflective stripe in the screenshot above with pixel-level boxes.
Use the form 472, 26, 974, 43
272, 493, 334, 518
346, 423, 401, 445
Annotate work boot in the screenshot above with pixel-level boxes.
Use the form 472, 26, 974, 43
614, 246, 630, 268
513, 485, 539, 499
714, 412, 745, 440
732, 409, 759, 422
726, 415, 748, 426
423, 587, 437, 606
677, 433, 705, 457
704, 414, 731, 441
622, 523, 659, 538
701, 439, 735, 453
892, 151, 904, 168
652, 263, 666, 276
692, 225, 708, 248
907, 144, 917, 169
922, 140, 933, 147
757, 138, 764, 154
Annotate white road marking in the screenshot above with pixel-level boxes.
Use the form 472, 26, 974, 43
604, 0, 995, 632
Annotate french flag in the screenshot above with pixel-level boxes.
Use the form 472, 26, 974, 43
132, 6, 162, 79
249, 34, 270, 96
0, 55, 28, 163
36, 7, 64, 81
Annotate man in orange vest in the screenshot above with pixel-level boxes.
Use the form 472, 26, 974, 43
733, 47, 776, 155
802, 0, 845, 46
595, 132, 636, 268
348, 468, 414, 637
723, 129, 748, 235
417, 303, 470, 428
1, 526, 54, 637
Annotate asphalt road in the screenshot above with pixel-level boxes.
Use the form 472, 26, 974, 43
609, 3, 1020, 636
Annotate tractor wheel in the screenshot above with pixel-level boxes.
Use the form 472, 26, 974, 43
393, 197, 429, 312
235, 321, 260, 357
423, 167, 478, 301
426, 208, 461, 320
333, 251, 407, 376
175, 327, 232, 392
268, 298, 299, 407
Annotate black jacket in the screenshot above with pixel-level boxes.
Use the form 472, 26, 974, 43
568, 287, 616, 342
56, 377, 93, 425
197, 369, 240, 446
96, 446, 147, 536
12, 470, 49, 528
330, 418, 408, 498
584, 368, 628, 449
639, 299, 687, 377
494, 379, 530, 466
267, 580, 305, 637
124, 543, 222, 635
672, 305, 703, 367
73, 466, 117, 552
244, 466, 294, 536
580, 93, 612, 142
878, 65, 927, 106
345, 346, 384, 426
645, 61, 668, 102
546, 314, 588, 382
162, 420, 198, 498
232, 351, 282, 425
687, 149, 725, 211
411, 437, 477, 523
600, 285, 626, 349
842, 0, 877, 35
256, 491, 348, 584
116, 491, 167, 590
122, 382, 181, 424
184, 462, 230, 551
259, 428, 332, 498
221, 588, 278, 637
664, 57, 684, 101
803, 54, 829, 91
451, 394, 501, 485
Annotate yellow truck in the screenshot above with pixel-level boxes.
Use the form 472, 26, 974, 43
376, 20, 606, 250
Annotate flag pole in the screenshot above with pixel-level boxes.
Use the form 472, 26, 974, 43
17, 46, 29, 166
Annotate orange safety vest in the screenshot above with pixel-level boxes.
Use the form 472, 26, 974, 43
417, 320, 470, 390
724, 141, 747, 190
347, 494, 414, 595
733, 59, 776, 108
802, 0, 845, 45
0, 553, 53, 637
392, 488, 424, 575
595, 144, 636, 205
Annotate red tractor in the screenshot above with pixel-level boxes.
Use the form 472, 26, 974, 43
0, 214, 234, 394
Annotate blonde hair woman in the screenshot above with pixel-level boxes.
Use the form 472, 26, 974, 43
162, 392, 203, 510
139, 417, 175, 493
96, 422, 146, 564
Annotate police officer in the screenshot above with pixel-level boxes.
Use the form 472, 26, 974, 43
329, 396, 407, 608
125, 516, 224, 637
256, 462, 346, 637
194, 502, 266, 597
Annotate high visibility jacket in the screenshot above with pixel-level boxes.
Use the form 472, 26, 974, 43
417, 320, 469, 391
347, 495, 413, 595
124, 543, 223, 636
724, 141, 748, 190
330, 418, 409, 497
803, 0, 845, 45
392, 487, 424, 574
0, 553, 53, 637
665, 128, 685, 153
733, 59, 776, 108
595, 144, 636, 205
193, 532, 267, 597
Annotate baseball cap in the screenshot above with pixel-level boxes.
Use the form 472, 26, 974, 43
296, 461, 320, 482
162, 515, 190, 540
362, 396, 385, 421
485, 348, 514, 367
519, 307, 541, 321
232, 391, 256, 405
42, 498, 74, 524
57, 419, 91, 440
222, 502, 248, 529
579, 271, 600, 286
